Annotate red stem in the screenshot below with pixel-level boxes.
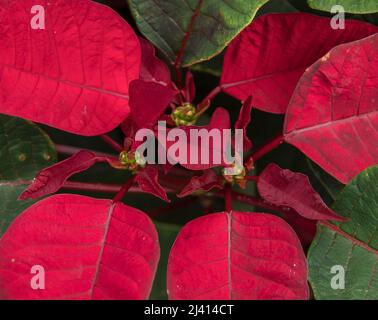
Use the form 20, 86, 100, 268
228, 191, 288, 215
247, 134, 284, 164
198, 85, 222, 109
173, 0, 204, 71
246, 175, 259, 182
225, 184, 233, 212
175, 67, 184, 89
62, 181, 134, 193
55, 144, 116, 157
199, 78, 258, 109
100, 134, 123, 153
113, 175, 137, 202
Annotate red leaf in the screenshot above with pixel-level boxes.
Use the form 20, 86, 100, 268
0, 0, 140, 136
139, 37, 171, 85
129, 79, 176, 129
0, 194, 160, 299
177, 170, 222, 198
167, 211, 309, 300
235, 96, 253, 150
135, 166, 170, 202
284, 33, 378, 184
221, 13, 378, 114
258, 164, 345, 221
19, 150, 119, 200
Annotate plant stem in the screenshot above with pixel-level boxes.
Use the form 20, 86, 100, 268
198, 85, 222, 109
175, 66, 184, 89
228, 191, 291, 217
62, 181, 129, 193
246, 175, 259, 182
199, 78, 259, 108
224, 184, 233, 212
55, 144, 116, 157
100, 134, 123, 153
113, 175, 137, 202
246, 134, 284, 164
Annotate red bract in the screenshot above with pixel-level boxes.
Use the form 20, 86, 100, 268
284, 33, 378, 184
258, 164, 345, 221
0, 194, 160, 299
126, 38, 178, 132
221, 13, 378, 114
167, 211, 309, 300
19, 150, 120, 200
178, 170, 222, 198
235, 96, 253, 150
129, 80, 176, 130
135, 165, 170, 202
139, 37, 171, 85
0, 0, 141, 136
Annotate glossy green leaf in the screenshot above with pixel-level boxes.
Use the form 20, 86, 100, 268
0, 115, 56, 235
150, 222, 181, 299
308, 0, 378, 14
128, 0, 268, 67
308, 166, 378, 299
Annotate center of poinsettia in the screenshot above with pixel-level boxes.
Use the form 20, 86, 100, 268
171, 103, 197, 126
119, 151, 146, 173
222, 163, 247, 188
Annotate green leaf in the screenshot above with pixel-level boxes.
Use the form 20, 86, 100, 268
308, 165, 378, 299
190, 52, 223, 77
128, 0, 268, 67
0, 115, 57, 235
308, 0, 378, 14
258, 0, 298, 15
150, 222, 181, 299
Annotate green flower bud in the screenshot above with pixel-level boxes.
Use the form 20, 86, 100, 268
119, 151, 145, 173
171, 103, 197, 126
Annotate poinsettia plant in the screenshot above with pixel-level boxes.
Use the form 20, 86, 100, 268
0, 0, 377, 300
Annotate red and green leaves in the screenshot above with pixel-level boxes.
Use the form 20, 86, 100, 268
308, 165, 378, 299
0, 0, 140, 136
284, 33, 378, 184
0, 0, 378, 302
128, 0, 269, 67
167, 211, 309, 299
221, 13, 378, 113
0, 194, 160, 299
